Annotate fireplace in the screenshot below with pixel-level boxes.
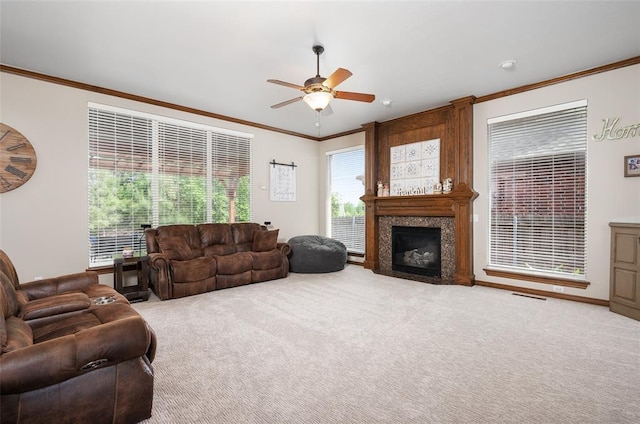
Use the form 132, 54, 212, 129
360, 96, 477, 286
377, 216, 456, 284
392, 226, 441, 277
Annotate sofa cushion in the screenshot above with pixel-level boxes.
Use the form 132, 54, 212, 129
250, 250, 283, 270
156, 225, 203, 259
232, 223, 263, 252
20, 292, 91, 321
215, 252, 252, 275
252, 229, 279, 252
32, 311, 102, 344
203, 244, 237, 256
171, 256, 217, 283
3, 316, 33, 353
157, 236, 200, 261
198, 223, 233, 246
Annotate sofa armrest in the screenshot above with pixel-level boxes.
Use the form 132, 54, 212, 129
19, 292, 92, 321
277, 242, 291, 257
147, 253, 172, 300
147, 252, 170, 268
19, 272, 99, 301
1, 304, 152, 394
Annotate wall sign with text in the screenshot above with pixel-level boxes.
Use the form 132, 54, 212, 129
270, 161, 296, 202
592, 118, 640, 141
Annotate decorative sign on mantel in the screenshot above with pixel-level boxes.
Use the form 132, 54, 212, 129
592, 118, 640, 141
390, 138, 440, 196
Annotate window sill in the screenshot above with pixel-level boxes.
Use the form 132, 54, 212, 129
483, 268, 590, 289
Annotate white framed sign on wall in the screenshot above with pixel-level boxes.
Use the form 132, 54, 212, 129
269, 160, 297, 201
390, 138, 440, 196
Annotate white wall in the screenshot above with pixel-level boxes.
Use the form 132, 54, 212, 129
0, 71, 319, 283
473, 64, 640, 300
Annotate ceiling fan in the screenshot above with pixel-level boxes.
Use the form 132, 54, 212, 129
268, 45, 375, 112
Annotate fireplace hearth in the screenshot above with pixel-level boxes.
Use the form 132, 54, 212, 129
392, 226, 441, 277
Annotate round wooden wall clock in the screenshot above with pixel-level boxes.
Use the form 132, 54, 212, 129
0, 123, 38, 193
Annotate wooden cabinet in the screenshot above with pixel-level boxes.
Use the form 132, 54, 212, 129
609, 220, 640, 320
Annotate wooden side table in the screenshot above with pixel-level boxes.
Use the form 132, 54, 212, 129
113, 253, 150, 302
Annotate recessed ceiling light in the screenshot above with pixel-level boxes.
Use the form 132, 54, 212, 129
381, 99, 392, 107
499, 59, 517, 70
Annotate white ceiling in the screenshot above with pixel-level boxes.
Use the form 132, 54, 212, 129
1, 1, 639, 139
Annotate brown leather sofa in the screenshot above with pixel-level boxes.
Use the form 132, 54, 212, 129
0, 249, 156, 424
145, 222, 290, 300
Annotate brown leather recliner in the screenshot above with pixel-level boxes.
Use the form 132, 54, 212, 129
0, 249, 130, 328
0, 249, 156, 424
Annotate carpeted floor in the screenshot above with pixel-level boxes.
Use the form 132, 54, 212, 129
133, 265, 640, 423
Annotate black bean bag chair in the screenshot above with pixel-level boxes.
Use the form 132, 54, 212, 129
288, 235, 347, 273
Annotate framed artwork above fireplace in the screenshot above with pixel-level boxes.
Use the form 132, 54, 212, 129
390, 138, 440, 196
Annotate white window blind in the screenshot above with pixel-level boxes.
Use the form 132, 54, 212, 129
488, 100, 587, 279
88, 109, 153, 265
157, 123, 208, 225
88, 105, 252, 266
328, 147, 365, 253
211, 132, 252, 223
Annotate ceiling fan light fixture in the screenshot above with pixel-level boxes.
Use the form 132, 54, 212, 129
303, 91, 333, 111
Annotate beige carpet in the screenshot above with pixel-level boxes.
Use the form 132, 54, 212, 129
133, 265, 640, 423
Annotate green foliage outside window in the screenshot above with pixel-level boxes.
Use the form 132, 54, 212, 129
331, 192, 365, 218
89, 170, 251, 233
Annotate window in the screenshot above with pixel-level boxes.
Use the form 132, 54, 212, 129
487, 100, 587, 280
327, 147, 365, 254
88, 104, 252, 266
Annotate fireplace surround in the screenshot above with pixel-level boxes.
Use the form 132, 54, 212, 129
381, 216, 455, 283
361, 96, 478, 286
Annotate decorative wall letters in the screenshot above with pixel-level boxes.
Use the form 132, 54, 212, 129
592, 118, 640, 141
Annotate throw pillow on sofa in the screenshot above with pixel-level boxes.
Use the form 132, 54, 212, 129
252, 229, 279, 252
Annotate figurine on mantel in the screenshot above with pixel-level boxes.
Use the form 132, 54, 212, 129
382, 183, 390, 197
433, 182, 443, 194
377, 181, 384, 197
443, 178, 453, 194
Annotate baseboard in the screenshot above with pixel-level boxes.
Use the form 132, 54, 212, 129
475, 280, 609, 307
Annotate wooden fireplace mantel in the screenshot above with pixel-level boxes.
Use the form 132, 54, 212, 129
362, 183, 476, 217
360, 96, 478, 286
362, 184, 478, 286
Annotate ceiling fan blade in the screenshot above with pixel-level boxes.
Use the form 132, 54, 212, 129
323, 68, 352, 89
267, 79, 305, 90
270, 97, 303, 109
335, 91, 376, 103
